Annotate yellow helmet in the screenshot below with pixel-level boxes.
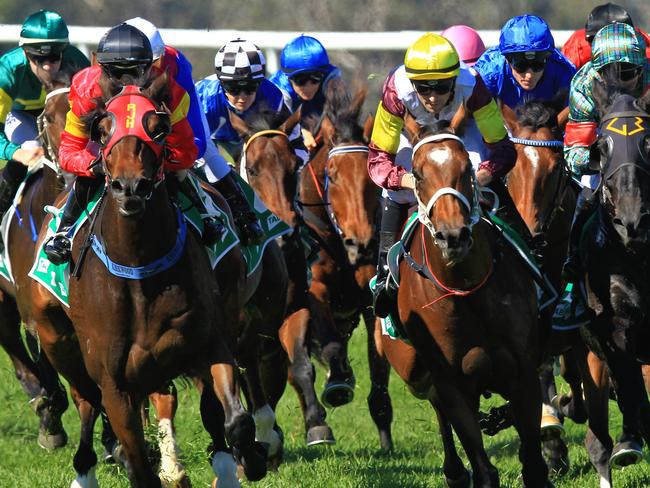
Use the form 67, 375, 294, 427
404, 33, 460, 80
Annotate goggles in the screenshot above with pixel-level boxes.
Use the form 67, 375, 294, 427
27, 51, 63, 64
222, 80, 261, 96
290, 72, 325, 86
412, 78, 455, 96
507, 51, 550, 73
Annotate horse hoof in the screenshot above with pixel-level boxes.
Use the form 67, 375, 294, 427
233, 441, 267, 481
540, 414, 564, 441
379, 430, 393, 453
38, 428, 68, 450
306, 425, 336, 446
542, 438, 570, 478
321, 381, 355, 408
444, 468, 472, 488
610, 439, 643, 468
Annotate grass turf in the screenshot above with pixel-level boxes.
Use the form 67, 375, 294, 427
0, 323, 649, 487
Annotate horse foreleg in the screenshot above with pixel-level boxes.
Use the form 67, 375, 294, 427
279, 308, 333, 446
432, 400, 471, 488
69, 386, 100, 488
150, 385, 190, 488
364, 311, 393, 452
509, 365, 550, 488
101, 384, 161, 487
576, 347, 612, 486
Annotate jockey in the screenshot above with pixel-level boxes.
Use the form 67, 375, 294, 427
562, 3, 650, 70
474, 14, 576, 109
368, 33, 517, 317
44, 23, 206, 264
562, 22, 649, 286
440, 25, 486, 67
124, 18, 264, 246
268, 35, 343, 150
0, 9, 89, 252
195, 38, 308, 170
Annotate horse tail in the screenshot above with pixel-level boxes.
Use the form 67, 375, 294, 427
461, 346, 492, 381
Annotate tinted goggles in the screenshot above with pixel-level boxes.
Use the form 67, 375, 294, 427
508, 57, 547, 73
222, 80, 260, 96
412, 78, 455, 96
28, 52, 63, 64
619, 65, 642, 82
102, 63, 150, 81
290, 72, 325, 86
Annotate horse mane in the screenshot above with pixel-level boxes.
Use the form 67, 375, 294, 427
323, 81, 367, 143
516, 89, 567, 131
246, 107, 289, 132
416, 119, 453, 139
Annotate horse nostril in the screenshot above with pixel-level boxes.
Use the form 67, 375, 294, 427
459, 226, 471, 242
111, 180, 124, 193
434, 231, 446, 241
344, 238, 355, 246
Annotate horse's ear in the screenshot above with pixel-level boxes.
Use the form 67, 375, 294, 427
349, 83, 368, 119
501, 103, 518, 133
403, 112, 422, 145
362, 113, 374, 143
557, 106, 570, 132
279, 106, 302, 135
228, 109, 252, 140
637, 88, 650, 114
142, 70, 169, 105
591, 76, 610, 116
321, 115, 335, 145
90, 51, 98, 66
450, 103, 467, 136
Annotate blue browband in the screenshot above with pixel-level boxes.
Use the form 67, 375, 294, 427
509, 137, 564, 148
90, 206, 187, 279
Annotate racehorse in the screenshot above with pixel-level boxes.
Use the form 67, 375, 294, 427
503, 99, 615, 483
381, 116, 551, 487
298, 84, 393, 450
229, 108, 335, 445
0, 74, 71, 450
30, 75, 268, 487
577, 77, 650, 471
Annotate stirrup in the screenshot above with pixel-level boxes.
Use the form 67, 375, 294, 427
201, 217, 225, 246
235, 213, 264, 246
43, 232, 72, 265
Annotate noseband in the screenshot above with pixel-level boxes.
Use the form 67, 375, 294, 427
412, 134, 481, 241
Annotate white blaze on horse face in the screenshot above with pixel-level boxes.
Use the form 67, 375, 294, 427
524, 146, 540, 171
425, 147, 451, 166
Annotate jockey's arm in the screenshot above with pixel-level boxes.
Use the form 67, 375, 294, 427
466, 74, 516, 182
368, 100, 409, 191
59, 107, 98, 177
564, 80, 598, 177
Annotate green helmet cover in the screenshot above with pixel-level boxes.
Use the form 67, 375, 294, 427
19, 10, 69, 55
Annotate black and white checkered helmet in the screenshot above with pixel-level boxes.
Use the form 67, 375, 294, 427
215, 39, 266, 81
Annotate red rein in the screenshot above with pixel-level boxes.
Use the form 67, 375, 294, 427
419, 224, 493, 308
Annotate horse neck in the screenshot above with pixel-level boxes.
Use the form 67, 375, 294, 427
99, 186, 179, 267
301, 147, 330, 223
415, 221, 493, 288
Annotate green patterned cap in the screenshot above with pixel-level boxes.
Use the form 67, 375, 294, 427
19, 10, 69, 46
592, 22, 645, 71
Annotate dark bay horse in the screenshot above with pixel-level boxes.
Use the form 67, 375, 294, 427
30, 77, 268, 487
578, 79, 650, 471
504, 100, 615, 483
298, 85, 393, 450
381, 118, 551, 487
0, 77, 70, 450
229, 108, 335, 446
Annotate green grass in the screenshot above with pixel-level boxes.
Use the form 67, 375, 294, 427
0, 325, 649, 487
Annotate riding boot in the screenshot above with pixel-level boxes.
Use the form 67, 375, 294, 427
172, 173, 225, 246
373, 198, 406, 318
562, 187, 596, 283
0, 160, 28, 253
44, 176, 101, 265
213, 169, 265, 246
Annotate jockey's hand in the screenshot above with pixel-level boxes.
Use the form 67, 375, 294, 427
13, 147, 45, 168
400, 172, 416, 189
476, 169, 493, 187
301, 129, 317, 151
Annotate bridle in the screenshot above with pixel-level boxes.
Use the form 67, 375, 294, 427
36, 86, 70, 175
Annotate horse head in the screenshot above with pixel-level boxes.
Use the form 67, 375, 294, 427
230, 107, 302, 226
504, 95, 569, 251
591, 76, 650, 249
320, 83, 378, 265
87, 74, 172, 218
405, 114, 479, 264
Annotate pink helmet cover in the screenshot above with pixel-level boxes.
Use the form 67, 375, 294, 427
441, 25, 486, 66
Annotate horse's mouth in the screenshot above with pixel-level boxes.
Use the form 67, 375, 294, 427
442, 244, 472, 265
118, 196, 146, 218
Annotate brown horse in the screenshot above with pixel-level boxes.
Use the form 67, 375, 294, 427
381, 117, 551, 487
504, 100, 614, 483
0, 76, 71, 450
298, 84, 393, 450
30, 77, 268, 487
229, 108, 336, 446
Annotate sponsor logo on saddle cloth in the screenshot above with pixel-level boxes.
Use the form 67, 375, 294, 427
28, 173, 291, 307
0, 158, 51, 284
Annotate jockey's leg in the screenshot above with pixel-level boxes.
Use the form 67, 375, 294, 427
373, 197, 407, 318
0, 159, 27, 252
169, 170, 224, 246
44, 176, 102, 265
562, 186, 596, 283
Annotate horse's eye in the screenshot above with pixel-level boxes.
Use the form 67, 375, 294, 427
412, 169, 422, 181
